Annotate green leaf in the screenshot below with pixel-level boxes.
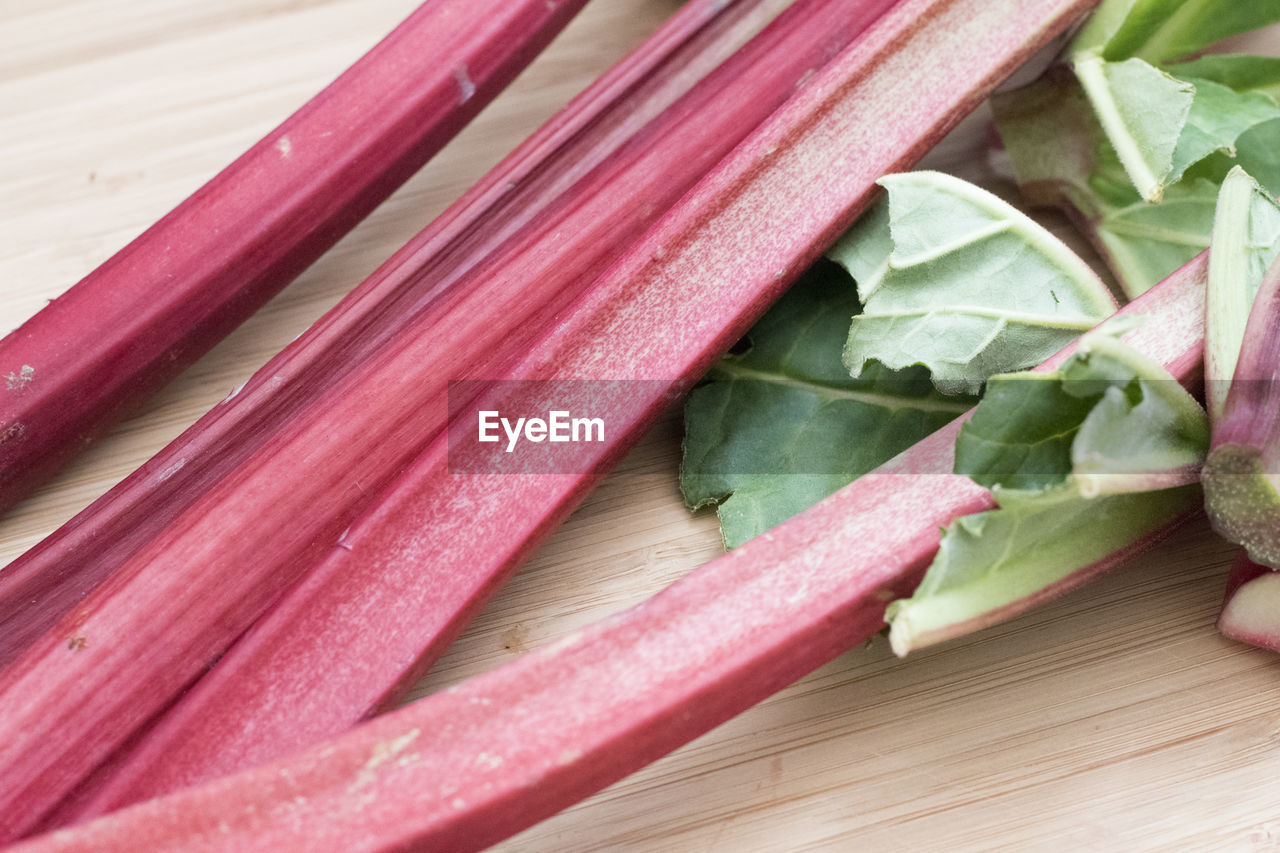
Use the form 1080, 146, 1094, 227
1090, 172, 1219, 296
1204, 167, 1280, 421
888, 333, 1209, 655
949, 373, 1096, 492
1071, 55, 1194, 202
988, 68, 1104, 209
830, 171, 1115, 395
679, 259, 967, 548
955, 334, 1209, 492
993, 65, 1280, 296
885, 484, 1200, 655
1221, 117, 1280, 190
1065, 336, 1211, 494
1169, 54, 1280, 103
1072, 0, 1280, 65
995, 0, 1280, 292
1170, 77, 1280, 181
1070, 56, 1280, 203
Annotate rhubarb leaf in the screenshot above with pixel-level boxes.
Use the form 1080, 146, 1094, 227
1070, 56, 1280, 204
888, 333, 1208, 654
1169, 54, 1280, 102
680, 259, 968, 548
831, 171, 1116, 395
1169, 77, 1280, 182
954, 333, 1208, 492
885, 483, 1199, 655
994, 67, 1280, 296
995, 0, 1280, 294
1092, 176, 1220, 296
1071, 0, 1280, 66
1070, 55, 1193, 202
1204, 167, 1280, 421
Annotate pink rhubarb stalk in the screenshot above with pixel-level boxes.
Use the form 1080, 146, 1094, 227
19, 0, 780, 823
0, 0, 588, 515
0, 0, 896, 837
56, 0, 1102, 831
1216, 552, 1280, 650
12, 247, 1206, 853
1202, 254, 1280, 569
0, 0, 780, 672
1202, 250, 1280, 650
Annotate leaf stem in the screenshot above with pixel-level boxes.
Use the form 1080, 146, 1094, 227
1072, 54, 1164, 202
709, 361, 972, 413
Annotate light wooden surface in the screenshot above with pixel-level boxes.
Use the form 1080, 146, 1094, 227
2, 1, 1279, 850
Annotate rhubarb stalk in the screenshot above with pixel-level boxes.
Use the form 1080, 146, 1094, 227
1197, 166, 1280, 650
0, 0, 784, 671
1202, 254, 1280, 566
0, 0, 896, 837
0, 0, 590, 515
11, 249, 1206, 853
1216, 551, 1280, 648
47, 0, 1104, 834
22, 0, 790, 824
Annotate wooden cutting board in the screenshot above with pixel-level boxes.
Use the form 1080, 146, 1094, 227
2, 1, 1279, 849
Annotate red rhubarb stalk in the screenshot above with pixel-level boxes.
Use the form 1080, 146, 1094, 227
57, 0, 1103, 828
11, 253, 1206, 853
0, 0, 896, 837
1202, 254, 1280, 568
22, 0, 789, 821
1217, 552, 1280, 650
0, 0, 589, 515
1203, 250, 1280, 649
0, 0, 782, 672
1213, 568, 1280, 655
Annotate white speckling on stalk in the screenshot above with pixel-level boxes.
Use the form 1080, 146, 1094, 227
474, 752, 503, 770
1, 422, 25, 443
5, 365, 34, 391
349, 729, 421, 791
276, 136, 293, 159
454, 64, 476, 105
157, 458, 186, 482
785, 582, 810, 605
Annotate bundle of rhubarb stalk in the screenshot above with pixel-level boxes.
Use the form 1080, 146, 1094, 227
4, 0, 1280, 849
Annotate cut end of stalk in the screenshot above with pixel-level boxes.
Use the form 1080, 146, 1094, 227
1218, 565, 1280, 653
885, 603, 915, 657
1202, 443, 1280, 570
885, 596, 988, 658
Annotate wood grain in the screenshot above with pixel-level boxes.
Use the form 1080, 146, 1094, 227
1, 2, 1277, 851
